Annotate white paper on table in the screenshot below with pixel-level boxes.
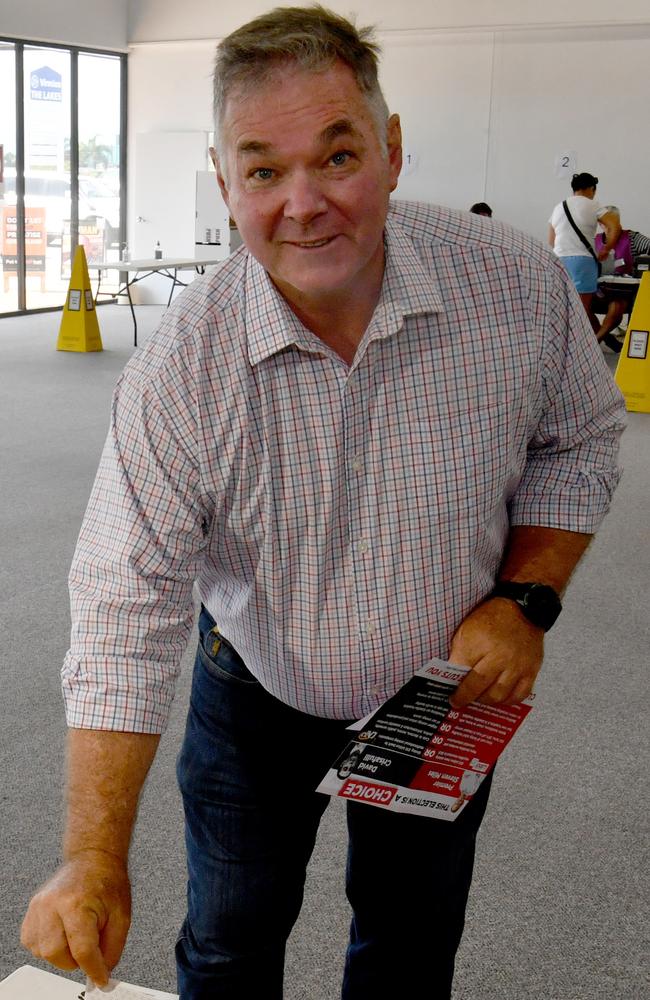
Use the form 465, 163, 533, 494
0, 967, 177, 1000
0, 966, 83, 999
86, 979, 177, 1000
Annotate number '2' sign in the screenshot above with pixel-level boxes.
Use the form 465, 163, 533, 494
554, 151, 576, 179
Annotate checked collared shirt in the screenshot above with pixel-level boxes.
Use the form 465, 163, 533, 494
62, 201, 625, 732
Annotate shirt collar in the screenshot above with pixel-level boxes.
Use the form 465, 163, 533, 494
368, 213, 445, 341
244, 210, 445, 367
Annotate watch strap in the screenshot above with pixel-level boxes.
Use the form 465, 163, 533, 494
490, 581, 534, 600
488, 580, 562, 631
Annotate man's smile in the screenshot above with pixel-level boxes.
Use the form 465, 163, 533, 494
283, 236, 338, 249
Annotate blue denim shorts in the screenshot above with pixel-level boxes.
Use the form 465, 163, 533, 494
560, 254, 599, 293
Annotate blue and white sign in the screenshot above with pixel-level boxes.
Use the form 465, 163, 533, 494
30, 66, 62, 102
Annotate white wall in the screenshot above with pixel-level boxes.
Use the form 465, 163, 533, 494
382, 33, 495, 212
128, 0, 650, 41
128, 6, 650, 243
486, 26, 650, 239
126, 42, 216, 299
0, 0, 128, 51
126, 39, 215, 246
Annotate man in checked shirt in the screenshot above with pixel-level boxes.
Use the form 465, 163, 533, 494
22, 6, 625, 999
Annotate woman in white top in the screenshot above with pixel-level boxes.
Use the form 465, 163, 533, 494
549, 172, 621, 334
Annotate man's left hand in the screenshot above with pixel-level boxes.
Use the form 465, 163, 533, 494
447, 597, 544, 708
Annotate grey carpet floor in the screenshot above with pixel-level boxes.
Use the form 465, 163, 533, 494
1, 305, 648, 998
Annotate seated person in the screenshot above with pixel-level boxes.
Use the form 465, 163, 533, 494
594, 207, 650, 352
469, 202, 492, 217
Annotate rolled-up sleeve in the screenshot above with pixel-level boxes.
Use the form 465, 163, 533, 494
508, 256, 627, 532
62, 341, 212, 733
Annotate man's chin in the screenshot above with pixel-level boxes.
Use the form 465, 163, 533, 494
270, 264, 358, 303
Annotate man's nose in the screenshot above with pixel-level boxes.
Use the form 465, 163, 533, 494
283, 170, 327, 224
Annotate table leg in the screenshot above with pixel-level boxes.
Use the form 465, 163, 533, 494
126, 277, 138, 347
166, 268, 178, 308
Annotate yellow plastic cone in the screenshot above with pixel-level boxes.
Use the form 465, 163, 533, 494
615, 271, 650, 412
56, 245, 103, 352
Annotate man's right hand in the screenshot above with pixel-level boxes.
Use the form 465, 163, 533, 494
21, 850, 131, 987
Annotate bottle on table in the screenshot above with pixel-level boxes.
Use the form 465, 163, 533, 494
155, 241, 163, 259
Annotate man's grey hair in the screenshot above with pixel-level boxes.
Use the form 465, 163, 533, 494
212, 4, 390, 156
604, 205, 621, 216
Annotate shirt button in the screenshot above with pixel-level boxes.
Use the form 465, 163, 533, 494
357, 538, 370, 554
364, 620, 376, 637
351, 455, 363, 472
370, 684, 383, 697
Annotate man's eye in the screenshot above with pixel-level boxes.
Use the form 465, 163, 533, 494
330, 151, 352, 166
252, 168, 274, 181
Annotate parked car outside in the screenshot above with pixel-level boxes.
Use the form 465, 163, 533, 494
2, 171, 120, 245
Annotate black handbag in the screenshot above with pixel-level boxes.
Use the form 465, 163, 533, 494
562, 200, 602, 276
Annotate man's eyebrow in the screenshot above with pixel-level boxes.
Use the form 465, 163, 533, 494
237, 139, 272, 157
320, 119, 362, 143
235, 120, 362, 157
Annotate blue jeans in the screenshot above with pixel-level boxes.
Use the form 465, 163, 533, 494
176, 607, 493, 999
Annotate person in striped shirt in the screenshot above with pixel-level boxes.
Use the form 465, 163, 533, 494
595, 206, 650, 351
21, 7, 626, 999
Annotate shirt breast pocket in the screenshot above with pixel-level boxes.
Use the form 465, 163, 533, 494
423, 398, 522, 515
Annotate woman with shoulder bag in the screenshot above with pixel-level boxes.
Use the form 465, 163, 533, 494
548, 172, 621, 335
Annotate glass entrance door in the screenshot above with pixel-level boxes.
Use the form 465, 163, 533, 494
23, 46, 71, 310
0, 39, 124, 317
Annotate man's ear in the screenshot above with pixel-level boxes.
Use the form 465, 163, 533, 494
386, 115, 402, 191
386, 114, 402, 193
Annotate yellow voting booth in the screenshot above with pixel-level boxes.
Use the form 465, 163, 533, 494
56, 245, 103, 352
615, 271, 650, 412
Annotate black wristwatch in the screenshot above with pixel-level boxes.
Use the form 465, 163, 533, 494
489, 581, 562, 631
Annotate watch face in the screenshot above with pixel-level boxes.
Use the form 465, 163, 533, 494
522, 584, 562, 630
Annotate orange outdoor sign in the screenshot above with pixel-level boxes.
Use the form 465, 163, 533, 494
2, 205, 47, 265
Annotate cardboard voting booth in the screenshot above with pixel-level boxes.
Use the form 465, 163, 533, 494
57, 245, 103, 353
615, 271, 650, 412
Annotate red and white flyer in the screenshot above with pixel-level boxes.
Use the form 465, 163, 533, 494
317, 658, 534, 821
